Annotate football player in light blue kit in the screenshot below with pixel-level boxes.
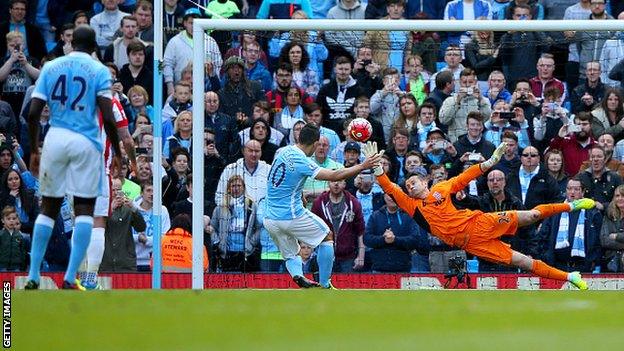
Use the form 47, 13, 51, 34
264, 124, 381, 288
25, 26, 122, 290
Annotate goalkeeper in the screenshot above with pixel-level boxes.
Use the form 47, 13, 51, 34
363, 141, 593, 289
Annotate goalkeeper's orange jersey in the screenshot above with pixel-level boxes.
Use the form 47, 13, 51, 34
377, 164, 485, 248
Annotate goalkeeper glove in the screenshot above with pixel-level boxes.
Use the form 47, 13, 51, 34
362, 141, 384, 176
481, 142, 507, 170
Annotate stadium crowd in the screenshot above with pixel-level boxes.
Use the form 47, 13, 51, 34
1, 0, 624, 276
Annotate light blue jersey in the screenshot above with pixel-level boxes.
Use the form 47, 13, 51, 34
32, 52, 112, 151
266, 145, 321, 220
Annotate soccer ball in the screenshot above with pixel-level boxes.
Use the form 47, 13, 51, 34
348, 118, 373, 142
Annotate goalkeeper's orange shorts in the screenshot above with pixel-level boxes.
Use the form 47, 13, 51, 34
462, 211, 519, 265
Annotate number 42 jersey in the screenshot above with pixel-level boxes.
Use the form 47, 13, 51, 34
265, 145, 321, 220
32, 51, 112, 152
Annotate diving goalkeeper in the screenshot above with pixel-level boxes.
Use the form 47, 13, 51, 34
363, 141, 593, 289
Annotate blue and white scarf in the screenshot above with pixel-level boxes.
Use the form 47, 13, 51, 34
555, 208, 586, 258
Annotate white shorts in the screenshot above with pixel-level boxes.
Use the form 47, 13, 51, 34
93, 172, 112, 217
263, 210, 330, 260
39, 127, 103, 198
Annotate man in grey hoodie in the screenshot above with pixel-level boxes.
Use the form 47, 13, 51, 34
325, 0, 366, 58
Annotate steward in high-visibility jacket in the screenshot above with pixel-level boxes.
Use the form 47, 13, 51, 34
157, 227, 209, 272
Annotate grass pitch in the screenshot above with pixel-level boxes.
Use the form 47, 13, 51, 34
13, 290, 622, 351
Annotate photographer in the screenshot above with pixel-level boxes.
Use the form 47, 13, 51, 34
0, 31, 40, 118
484, 100, 530, 149
549, 112, 597, 177
532, 87, 569, 153
421, 127, 457, 172
510, 78, 541, 126
370, 67, 403, 142
352, 45, 383, 98
439, 68, 491, 143
450, 112, 495, 178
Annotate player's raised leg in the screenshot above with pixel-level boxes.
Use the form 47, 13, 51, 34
510, 251, 588, 290
516, 199, 596, 227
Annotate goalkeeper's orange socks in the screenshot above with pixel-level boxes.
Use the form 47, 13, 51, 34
533, 203, 572, 220
531, 259, 569, 281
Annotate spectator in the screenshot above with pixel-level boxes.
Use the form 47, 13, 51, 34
132, 0, 154, 44
544, 149, 569, 198
599, 11, 624, 88
457, 169, 529, 272
303, 135, 343, 205
159, 214, 209, 272
600, 184, 624, 272
529, 53, 567, 103
492, 131, 521, 175
304, 102, 341, 155
411, 102, 438, 151
163, 0, 186, 42
549, 112, 597, 176
364, 193, 429, 272
223, 31, 269, 71
161, 82, 192, 133
266, 63, 313, 119
243, 40, 272, 92
0, 169, 38, 235
385, 127, 411, 184
562, 0, 592, 90
162, 148, 190, 210
573, 0, 614, 83
256, 0, 314, 19
439, 68, 492, 143
49, 23, 74, 58
325, 0, 366, 58
163, 111, 193, 163
533, 87, 570, 152
0, 206, 26, 271
215, 140, 270, 207
451, 111, 496, 174
126, 86, 153, 131
425, 70, 454, 117
269, 10, 327, 83
510, 78, 541, 139
203, 92, 241, 165
91, 0, 130, 53
117, 42, 153, 104
464, 31, 500, 87
311, 179, 366, 272
218, 56, 264, 122
578, 145, 623, 212
443, 0, 492, 46
484, 71, 512, 106
287, 119, 307, 145
100, 178, 146, 272
239, 101, 286, 147
570, 61, 606, 114
588, 133, 624, 178
538, 177, 602, 272
420, 127, 457, 172
203, 128, 228, 215
351, 45, 383, 98
0, 100, 17, 139
393, 93, 419, 146
362, 0, 412, 72
591, 87, 624, 138
163, 8, 222, 96
133, 180, 171, 271
275, 41, 319, 98
0, 0, 46, 62
317, 56, 364, 137
353, 96, 386, 150
484, 100, 530, 149
370, 67, 403, 142
354, 170, 384, 224
499, 4, 550, 89
273, 86, 305, 138
209, 175, 261, 272
501, 0, 545, 20
0, 31, 40, 119
249, 119, 278, 164
104, 16, 144, 69
428, 45, 464, 93
407, 18, 441, 76
400, 55, 430, 105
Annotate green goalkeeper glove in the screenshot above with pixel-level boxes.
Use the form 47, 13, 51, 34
362, 141, 384, 176
481, 142, 507, 170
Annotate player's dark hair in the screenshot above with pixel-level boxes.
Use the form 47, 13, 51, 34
298, 124, 321, 146
72, 25, 98, 54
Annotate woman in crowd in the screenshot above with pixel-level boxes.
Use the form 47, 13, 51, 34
274, 86, 305, 138
276, 41, 319, 98
162, 148, 190, 211
393, 94, 419, 146
0, 169, 39, 235
126, 85, 154, 132
601, 185, 624, 272
163, 110, 192, 162
591, 88, 624, 139
544, 149, 568, 199
249, 119, 278, 164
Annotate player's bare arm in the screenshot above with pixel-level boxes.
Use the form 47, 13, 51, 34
27, 97, 47, 173
98, 96, 122, 166
118, 126, 137, 174
315, 151, 383, 182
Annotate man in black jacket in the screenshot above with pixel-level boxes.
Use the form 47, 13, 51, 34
204, 92, 241, 165
0, 0, 46, 62
118, 41, 153, 104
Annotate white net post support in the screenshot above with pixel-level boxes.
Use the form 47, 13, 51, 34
190, 19, 624, 289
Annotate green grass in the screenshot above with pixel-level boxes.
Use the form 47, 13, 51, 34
13, 290, 622, 351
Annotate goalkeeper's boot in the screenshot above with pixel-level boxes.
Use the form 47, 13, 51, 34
293, 275, 321, 289
62, 279, 86, 291
24, 280, 39, 290
569, 271, 588, 290
570, 198, 596, 211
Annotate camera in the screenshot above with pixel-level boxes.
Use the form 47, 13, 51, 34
466, 87, 474, 95
362, 59, 372, 67
519, 93, 528, 100
444, 255, 470, 288
468, 153, 481, 162
433, 140, 446, 150
568, 123, 582, 133
499, 111, 515, 120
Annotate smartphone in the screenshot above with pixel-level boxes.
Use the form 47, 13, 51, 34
14, 44, 21, 52
568, 123, 582, 132
499, 112, 515, 120
433, 140, 446, 149
468, 153, 481, 162
362, 59, 372, 67
136, 147, 148, 155
548, 102, 558, 111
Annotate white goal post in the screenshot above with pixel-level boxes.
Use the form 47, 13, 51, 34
189, 19, 624, 289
